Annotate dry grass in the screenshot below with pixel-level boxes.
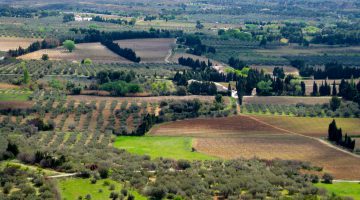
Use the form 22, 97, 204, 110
0, 37, 39, 51
243, 96, 332, 105
0, 83, 20, 89
115, 38, 175, 63
19, 43, 131, 63
250, 65, 299, 75
252, 115, 360, 137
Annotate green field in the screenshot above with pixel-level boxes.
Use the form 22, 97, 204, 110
58, 178, 146, 200
0, 89, 31, 101
114, 136, 216, 160
315, 182, 360, 200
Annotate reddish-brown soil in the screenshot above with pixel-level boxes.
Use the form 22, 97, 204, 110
150, 115, 360, 179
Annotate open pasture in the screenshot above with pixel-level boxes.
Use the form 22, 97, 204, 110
114, 136, 215, 160
243, 96, 332, 105
115, 38, 175, 63
315, 182, 360, 200
0, 36, 39, 51
18, 43, 131, 63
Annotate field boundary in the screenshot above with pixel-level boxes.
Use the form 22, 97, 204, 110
245, 114, 360, 159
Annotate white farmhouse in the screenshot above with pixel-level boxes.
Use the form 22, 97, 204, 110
75, 15, 92, 22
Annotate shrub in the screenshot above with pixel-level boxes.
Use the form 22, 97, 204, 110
322, 173, 333, 184
177, 159, 191, 170
98, 167, 109, 179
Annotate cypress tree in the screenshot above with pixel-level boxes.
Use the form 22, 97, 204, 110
312, 81, 318, 96
301, 81, 306, 96
332, 81, 337, 96
328, 119, 337, 141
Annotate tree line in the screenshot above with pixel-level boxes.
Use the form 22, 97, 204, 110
92, 16, 129, 25
71, 28, 183, 43
100, 39, 141, 63
328, 120, 356, 150
8, 39, 60, 57
291, 60, 360, 79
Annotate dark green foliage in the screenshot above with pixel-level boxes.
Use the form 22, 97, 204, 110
63, 13, 75, 22
228, 57, 247, 70
135, 114, 157, 136
273, 67, 285, 79
101, 39, 141, 63
8, 39, 60, 57
188, 81, 217, 95
312, 82, 318, 96
100, 81, 141, 96
328, 120, 356, 150
96, 70, 136, 84
93, 15, 128, 25
330, 97, 341, 111
322, 173, 333, 184
26, 118, 54, 131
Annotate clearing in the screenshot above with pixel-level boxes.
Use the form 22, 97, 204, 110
115, 38, 176, 63
315, 182, 360, 200
0, 37, 39, 51
58, 178, 146, 200
113, 136, 215, 160
18, 43, 131, 63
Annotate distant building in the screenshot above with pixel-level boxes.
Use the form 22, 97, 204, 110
75, 15, 92, 22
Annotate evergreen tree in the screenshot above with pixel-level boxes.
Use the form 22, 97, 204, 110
22, 62, 30, 85
328, 119, 337, 141
300, 81, 306, 96
312, 81, 318, 96
332, 81, 337, 96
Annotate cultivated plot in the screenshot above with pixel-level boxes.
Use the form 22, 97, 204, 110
0, 36, 39, 51
18, 43, 131, 63
116, 38, 175, 63
150, 115, 360, 179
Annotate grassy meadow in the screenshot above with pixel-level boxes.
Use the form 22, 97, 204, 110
114, 136, 216, 160
315, 182, 360, 200
58, 178, 146, 200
